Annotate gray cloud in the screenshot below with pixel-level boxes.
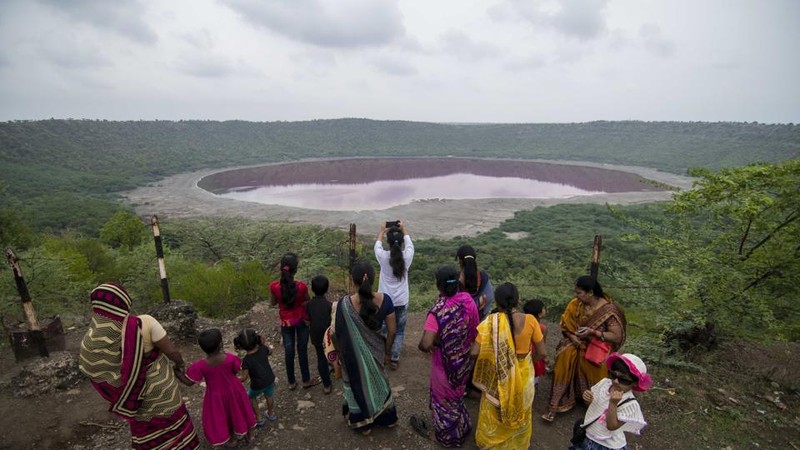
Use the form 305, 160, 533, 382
36, 33, 112, 69
225, 0, 405, 48
36, 0, 157, 44
440, 30, 499, 61
178, 29, 215, 50
175, 55, 235, 78
506, 55, 547, 71
490, 0, 609, 41
639, 23, 674, 58
370, 56, 417, 76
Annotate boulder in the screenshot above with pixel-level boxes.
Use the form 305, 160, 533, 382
148, 300, 198, 341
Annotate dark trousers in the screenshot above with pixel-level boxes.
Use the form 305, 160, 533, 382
313, 341, 332, 388
281, 323, 310, 385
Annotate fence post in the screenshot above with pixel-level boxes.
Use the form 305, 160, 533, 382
151, 215, 171, 303
348, 224, 357, 292
590, 235, 602, 281
4, 247, 49, 357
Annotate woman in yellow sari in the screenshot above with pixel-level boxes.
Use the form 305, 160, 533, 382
542, 276, 626, 422
472, 283, 547, 449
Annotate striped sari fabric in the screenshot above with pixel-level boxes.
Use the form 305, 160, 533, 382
79, 283, 199, 450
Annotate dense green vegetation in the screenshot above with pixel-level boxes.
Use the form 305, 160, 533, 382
1, 119, 798, 233
2, 161, 798, 367
0, 119, 798, 366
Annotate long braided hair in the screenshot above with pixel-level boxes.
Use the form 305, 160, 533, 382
279, 253, 299, 309
494, 282, 520, 348
386, 227, 406, 279
352, 261, 380, 330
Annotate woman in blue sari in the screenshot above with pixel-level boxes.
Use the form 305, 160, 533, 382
332, 261, 398, 435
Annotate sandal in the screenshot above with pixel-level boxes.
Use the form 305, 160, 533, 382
409, 416, 430, 440
288, 382, 297, 391
389, 360, 399, 370
541, 411, 556, 422
323, 386, 332, 395
303, 376, 322, 389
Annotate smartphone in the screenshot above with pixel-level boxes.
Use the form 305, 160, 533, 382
385, 221, 400, 228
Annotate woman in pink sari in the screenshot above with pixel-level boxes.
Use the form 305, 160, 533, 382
411, 265, 480, 447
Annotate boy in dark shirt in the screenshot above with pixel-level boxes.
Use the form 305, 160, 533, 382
306, 275, 333, 394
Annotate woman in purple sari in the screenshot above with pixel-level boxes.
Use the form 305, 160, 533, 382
411, 265, 480, 447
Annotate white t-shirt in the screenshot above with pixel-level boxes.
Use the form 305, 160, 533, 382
584, 378, 647, 449
373, 235, 414, 307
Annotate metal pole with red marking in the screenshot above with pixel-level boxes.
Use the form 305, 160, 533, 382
5, 246, 49, 357
151, 215, 171, 303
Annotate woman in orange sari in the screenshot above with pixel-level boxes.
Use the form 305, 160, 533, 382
542, 276, 626, 422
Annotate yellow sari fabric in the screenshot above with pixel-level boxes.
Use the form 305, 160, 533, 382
548, 297, 625, 413
473, 313, 536, 450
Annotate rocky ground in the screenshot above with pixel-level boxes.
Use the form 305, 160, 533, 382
2, 301, 798, 450
0, 303, 577, 450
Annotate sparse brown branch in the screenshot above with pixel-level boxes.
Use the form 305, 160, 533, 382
743, 209, 800, 260
738, 217, 752, 256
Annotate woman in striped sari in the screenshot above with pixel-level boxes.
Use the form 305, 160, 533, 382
79, 282, 199, 449
332, 261, 398, 435
411, 265, 480, 447
542, 276, 627, 422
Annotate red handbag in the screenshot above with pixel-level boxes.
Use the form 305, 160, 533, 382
584, 338, 612, 366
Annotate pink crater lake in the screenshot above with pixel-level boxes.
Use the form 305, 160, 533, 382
198, 158, 663, 212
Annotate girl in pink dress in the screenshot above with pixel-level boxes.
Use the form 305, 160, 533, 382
182, 329, 256, 448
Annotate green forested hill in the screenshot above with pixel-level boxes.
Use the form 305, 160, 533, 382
2, 119, 798, 176
0, 119, 798, 233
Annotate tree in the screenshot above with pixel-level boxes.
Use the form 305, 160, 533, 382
632, 160, 800, 345
99, 211, 147, 250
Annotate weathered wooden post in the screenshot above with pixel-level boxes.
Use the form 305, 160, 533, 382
5, 247, 49, 357
348, 224, 357, 292
151, 215, 171, 303
590, 235, 602, 281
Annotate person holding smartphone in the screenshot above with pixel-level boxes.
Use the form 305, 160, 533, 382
374, 220, 414, 370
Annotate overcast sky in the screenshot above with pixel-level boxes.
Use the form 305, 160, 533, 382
0, 0, 798, 123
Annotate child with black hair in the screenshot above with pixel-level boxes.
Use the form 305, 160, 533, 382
234, 328, 277, 426
570, 352, 651, 450
305, 275, 333, 394
182, 329, 256, 448
523, 299, 548, 386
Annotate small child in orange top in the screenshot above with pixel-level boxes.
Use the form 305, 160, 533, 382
523, 299, 548, 385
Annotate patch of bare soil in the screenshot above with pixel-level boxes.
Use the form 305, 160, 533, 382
3, 303, 797, 450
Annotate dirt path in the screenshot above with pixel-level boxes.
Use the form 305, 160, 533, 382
4, 301, 799, 449
0, 305, 624, 450
123, 158, 695, 240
